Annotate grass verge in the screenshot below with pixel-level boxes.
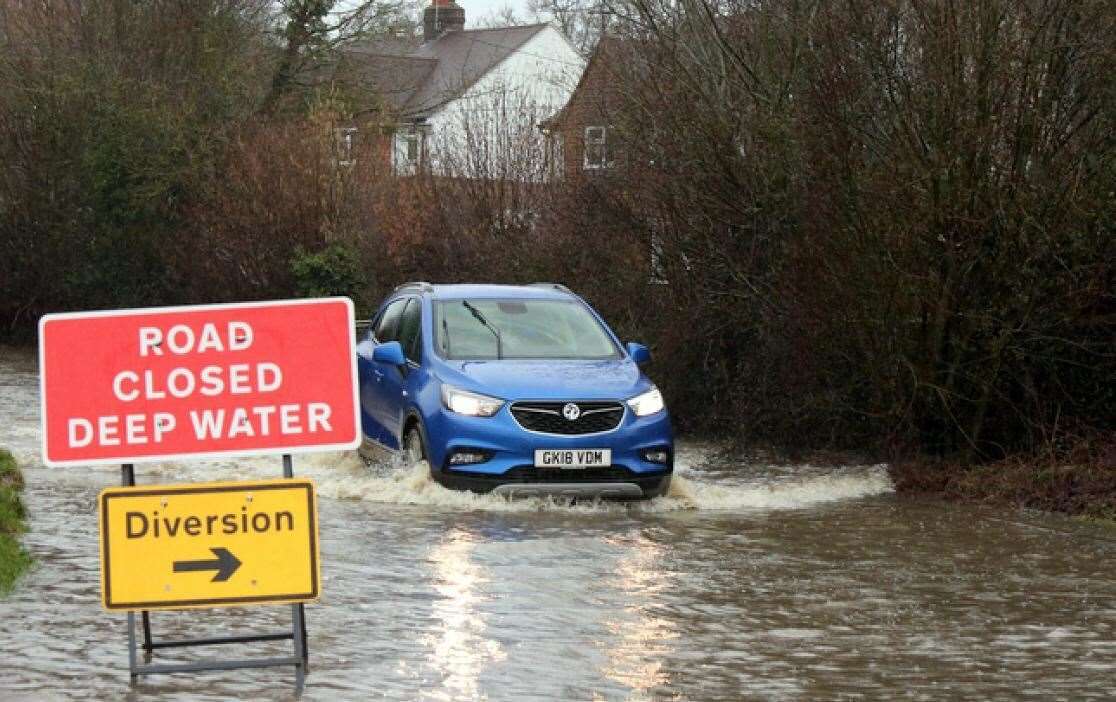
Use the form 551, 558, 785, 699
0, 448, 32, 595
889, 432, 1116, 520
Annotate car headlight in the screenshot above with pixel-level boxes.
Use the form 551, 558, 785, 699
441, 384, 504, 417
627, 387, 665, 417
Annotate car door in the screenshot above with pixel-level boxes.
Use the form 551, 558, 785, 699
357, 297, 407, 447
378, 297, 423, 448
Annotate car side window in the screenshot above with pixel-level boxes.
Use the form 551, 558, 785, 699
398, 298, 422, 363
374, 299, 407, 343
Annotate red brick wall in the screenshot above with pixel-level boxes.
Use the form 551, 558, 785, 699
551, 38, 625, 181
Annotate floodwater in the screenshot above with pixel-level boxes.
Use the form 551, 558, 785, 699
1, 348, 1115, 700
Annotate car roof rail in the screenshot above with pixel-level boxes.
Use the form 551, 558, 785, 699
393, 281, 434, 293
529, 282, 572, 294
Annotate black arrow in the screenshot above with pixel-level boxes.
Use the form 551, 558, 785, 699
172, 547, 242, 582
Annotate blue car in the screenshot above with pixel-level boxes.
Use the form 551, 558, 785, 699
355, 283, 673, 498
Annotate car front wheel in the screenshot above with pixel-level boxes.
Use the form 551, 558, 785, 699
403, 424, 426, 466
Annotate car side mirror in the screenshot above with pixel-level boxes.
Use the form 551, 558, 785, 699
626, 342, 651, 365
373, 341, 407, 367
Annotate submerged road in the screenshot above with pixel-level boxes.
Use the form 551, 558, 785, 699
1, 348, 1114, 700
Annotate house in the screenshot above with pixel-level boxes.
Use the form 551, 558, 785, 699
540, 36, 629, 181
338, 1, 585, 177
542, 37, 673, 281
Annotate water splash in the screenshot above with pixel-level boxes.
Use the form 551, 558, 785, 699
62, 444, 894, 514
124, 448, 892, 514
657, 465, 894, 512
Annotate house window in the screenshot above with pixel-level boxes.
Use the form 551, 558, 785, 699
335, 127, 357, 167
393, 129, 423, 175
650, 231, 667, 285
583, 126, 611, 170
649, 219, 670, 285
544, 132, 564, 182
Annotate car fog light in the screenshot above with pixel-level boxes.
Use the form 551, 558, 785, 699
641, 449, 670, 464
449, 450, 490, 466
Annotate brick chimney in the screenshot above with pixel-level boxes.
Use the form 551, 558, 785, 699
423, 0, 465, 42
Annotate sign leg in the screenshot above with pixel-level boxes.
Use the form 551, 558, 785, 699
292, 604, 305, 692
127, 611, 138, 684
299, 604, 309, 668
142, 611, 153, 656
283, 454, 306, 690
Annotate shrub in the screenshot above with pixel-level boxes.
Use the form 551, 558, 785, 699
291, 243, 364, 301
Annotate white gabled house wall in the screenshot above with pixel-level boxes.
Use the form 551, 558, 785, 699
394, 26, 584, 179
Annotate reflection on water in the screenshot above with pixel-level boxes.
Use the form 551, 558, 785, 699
600, 533, 677, 697
424, 530, 505, 701
2, 348, 1116, 700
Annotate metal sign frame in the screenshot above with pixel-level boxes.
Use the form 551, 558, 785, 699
119, 455, 309, 692
35, 298, 365, 694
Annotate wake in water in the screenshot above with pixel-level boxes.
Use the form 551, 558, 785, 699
119, 447, 894, 514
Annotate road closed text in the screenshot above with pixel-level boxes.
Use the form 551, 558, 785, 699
67, 323, 333, 448
39, 299, 359, 465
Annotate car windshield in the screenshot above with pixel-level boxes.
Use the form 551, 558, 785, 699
434, 299, 620, 360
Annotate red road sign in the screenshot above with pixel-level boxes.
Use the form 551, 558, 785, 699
39, 298, 360, 466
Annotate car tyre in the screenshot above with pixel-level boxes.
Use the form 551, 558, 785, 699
403, 422, 427, 466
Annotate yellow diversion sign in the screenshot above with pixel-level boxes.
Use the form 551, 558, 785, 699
99, 479, 320, 611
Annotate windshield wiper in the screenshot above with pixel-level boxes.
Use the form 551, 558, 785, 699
461, 300, 503, 360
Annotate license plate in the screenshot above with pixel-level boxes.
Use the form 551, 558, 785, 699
534, 449, 611, 469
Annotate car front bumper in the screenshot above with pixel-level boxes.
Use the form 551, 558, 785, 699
434, 465, 672, 499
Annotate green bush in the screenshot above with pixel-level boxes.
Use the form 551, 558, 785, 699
0, 449, 31, 595
291, 243, 364, 301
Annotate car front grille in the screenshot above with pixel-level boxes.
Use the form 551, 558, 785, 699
510, 401, 624, 435
503, 466, 634, 481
